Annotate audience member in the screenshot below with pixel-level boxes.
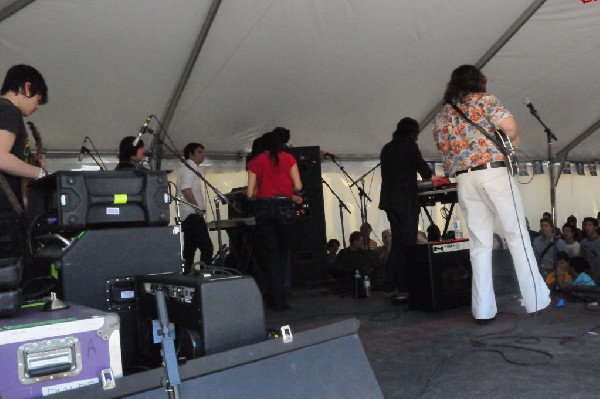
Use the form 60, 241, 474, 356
526, 217, 539, 244
566, 215, 583, 242
580, 217, 600, 282
332, 232, 377, 292
533, 218, 566, 278
562, 223, 580, 257
374, 229, 392, 266
545, 251, 572, 290
569, 256, 596, 286
360, 223, 378, 250
325, 239, 341, 269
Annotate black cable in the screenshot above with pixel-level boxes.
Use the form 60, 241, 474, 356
506, 169, 541, 314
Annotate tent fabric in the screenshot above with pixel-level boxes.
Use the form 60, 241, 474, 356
3, 1, 600, 248
1, 0, 599, 162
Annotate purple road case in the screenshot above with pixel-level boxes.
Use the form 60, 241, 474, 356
0, 304, 122, 398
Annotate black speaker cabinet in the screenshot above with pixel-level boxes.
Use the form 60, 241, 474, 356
38, 226, 181, 372
53, 319, 384, 399
407, 241, 472, 311
137, 273, 266, 358
286, 146, 327, 285
28, 170, 170, 233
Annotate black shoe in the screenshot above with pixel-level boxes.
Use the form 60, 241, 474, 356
475, 317, 496, 325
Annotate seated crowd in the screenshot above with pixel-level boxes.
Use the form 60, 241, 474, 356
530, 213, 599, 290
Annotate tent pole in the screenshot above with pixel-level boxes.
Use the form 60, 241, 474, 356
151, 0, 223, 170
0, 0, 36, 23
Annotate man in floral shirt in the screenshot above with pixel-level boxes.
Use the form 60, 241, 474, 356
432, 65, 549, 324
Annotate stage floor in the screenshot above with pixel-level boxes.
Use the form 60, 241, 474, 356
265, 287, 600, 399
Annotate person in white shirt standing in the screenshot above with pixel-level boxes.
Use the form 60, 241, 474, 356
177, 143, 214, 274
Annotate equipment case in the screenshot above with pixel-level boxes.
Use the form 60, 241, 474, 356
0, 304, 122, 398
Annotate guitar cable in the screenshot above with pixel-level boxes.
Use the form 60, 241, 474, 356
505, 167, 542, 314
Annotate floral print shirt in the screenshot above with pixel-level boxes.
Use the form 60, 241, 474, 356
431, 92, 512, 176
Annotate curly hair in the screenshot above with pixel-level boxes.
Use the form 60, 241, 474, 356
443, 65, 487, 105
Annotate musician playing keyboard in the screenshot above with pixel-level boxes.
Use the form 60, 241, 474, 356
432, 64, 549, 325
379, 117, 435, 301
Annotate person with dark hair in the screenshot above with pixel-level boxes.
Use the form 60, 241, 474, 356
432, 65, 550, 324
115, 136, 146, 170
0, 65, 48, 259
562, 223, 580, 257
533, 218, 566, 278
379, 117, 433, 301
492, 233, 504, 251
569, 256, 595, 286
247, 132, 302, 310
566, 215, 583, 242
580, 217, 600, 282
325, 238, 341, 268
177, 142, 214, 274
332, 231, 377, 293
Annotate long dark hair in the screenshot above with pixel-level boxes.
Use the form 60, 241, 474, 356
443, 65, 487, 105
262, 131, 283, 165
392, 117, 419, 142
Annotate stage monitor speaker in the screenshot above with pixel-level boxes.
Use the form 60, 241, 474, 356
137, 273, 266, 359
407, 241, 472, 311
53, 319, 384, 399
39, 226, 181, 372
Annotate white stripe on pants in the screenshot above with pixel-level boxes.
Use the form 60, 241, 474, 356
457, 166, 550, 319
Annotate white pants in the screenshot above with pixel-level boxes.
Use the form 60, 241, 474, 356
457, 166, 550, 319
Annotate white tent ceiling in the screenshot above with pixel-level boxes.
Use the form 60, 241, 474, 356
1, 0, 599, 164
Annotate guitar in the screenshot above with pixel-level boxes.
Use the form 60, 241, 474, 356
494, 130, 519, 176
450, 103, 520, 176
21, 121, 44, 210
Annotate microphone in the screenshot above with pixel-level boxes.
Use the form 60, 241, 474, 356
298, 155, 317, 164
78, 137, 88, 161
323, 152, 338, 160
523, 97, 535, 113
133, 116, 152, 146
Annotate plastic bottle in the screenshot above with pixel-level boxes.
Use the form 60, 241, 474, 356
363, 275, 371, 297
453, 218, 463, 239
354, 269, 361, 299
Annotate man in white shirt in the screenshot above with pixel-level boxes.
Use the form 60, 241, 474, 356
177, 143, 214, 273
562, 223, 580, 257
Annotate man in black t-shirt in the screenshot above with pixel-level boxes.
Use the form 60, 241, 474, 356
0, 65, 48, 257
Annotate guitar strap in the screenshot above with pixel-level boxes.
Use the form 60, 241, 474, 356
449, 102, 512, 163
0, 173, 25, 216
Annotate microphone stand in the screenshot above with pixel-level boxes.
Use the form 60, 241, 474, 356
326, 156, 373, 225
321, 178, 351, 248
85, 137, 108, 170
146, 116, 241, 267
526, 101, 561, 294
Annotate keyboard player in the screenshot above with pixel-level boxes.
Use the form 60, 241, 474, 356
379, 117, 437, 301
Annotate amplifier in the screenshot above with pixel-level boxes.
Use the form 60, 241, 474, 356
28, 170, 170, 232
137, 273, 266, 358
407, 241, 472, 311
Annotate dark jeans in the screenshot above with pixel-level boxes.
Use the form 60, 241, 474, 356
254, 197, 295, 309
384, 207, 418, 293
182, 214, 214, 273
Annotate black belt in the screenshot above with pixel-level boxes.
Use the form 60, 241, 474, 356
455, 161, 506, 176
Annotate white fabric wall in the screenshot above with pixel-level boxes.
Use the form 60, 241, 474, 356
161, 159, 600, 249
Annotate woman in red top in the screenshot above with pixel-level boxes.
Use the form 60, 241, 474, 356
247, 132, 302, 310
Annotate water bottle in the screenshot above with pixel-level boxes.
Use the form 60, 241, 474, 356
354, 269, 362, 299
363, 275, 371, 297
453, 219, 463, 239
